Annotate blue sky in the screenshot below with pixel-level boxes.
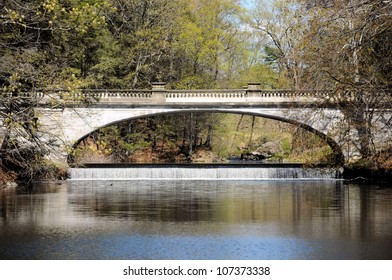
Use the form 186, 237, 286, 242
240, 0, 256, 9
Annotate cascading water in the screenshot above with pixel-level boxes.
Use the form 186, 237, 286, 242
68, 164, 342, 180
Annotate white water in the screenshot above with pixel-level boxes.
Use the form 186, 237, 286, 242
68, 166, 342, 180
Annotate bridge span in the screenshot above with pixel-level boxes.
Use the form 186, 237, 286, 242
6, 82, 391, 166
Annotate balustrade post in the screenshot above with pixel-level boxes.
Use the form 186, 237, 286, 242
151, 82, 166, 104
246, 82, 262, 98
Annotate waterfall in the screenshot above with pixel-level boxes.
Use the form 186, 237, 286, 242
68, 164, 342, 180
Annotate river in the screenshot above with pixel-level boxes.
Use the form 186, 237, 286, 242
1, 178, 392, 260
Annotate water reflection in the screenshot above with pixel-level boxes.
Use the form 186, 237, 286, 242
1, 180, 392, 259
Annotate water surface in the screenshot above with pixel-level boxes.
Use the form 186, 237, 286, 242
1, 180, 392, 259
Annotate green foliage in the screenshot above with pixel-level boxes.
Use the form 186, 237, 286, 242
0, 0, 270, 91
236, 63, 280, 89
173, 0, 246, 88
280, 137, 291, 155
71, 124, 151, 163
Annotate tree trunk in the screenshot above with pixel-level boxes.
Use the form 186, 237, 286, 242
205, 125, 212, 148
189, 113, 193, 156
248, 116, 256, 148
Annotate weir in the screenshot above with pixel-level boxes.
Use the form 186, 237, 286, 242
68, 164, 342, 180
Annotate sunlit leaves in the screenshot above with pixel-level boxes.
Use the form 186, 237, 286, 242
174, 0, 245, 88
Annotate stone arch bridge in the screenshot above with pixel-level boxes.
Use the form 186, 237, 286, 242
28, 83, 390, 165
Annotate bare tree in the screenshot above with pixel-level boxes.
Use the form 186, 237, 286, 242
299, 0, 392, 164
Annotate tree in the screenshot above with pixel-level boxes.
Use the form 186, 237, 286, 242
0, 0, 109, 181
298, 0, 392, 163
174, 0, 246, 89
100, 0, 186, 88
248, 0, 307, 88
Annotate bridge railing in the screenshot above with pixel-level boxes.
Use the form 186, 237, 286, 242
165, 89, 247, 99
81, 89, 152, 99
81, 89, 329, 104
1, 83, 336, 106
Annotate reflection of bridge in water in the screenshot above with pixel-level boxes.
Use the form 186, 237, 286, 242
11, 82, 391, 167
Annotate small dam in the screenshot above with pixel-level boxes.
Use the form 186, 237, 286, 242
68, 163, 342, 181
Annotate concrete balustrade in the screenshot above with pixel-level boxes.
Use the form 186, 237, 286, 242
2, 83, 336, 107
3, 83, 390, 108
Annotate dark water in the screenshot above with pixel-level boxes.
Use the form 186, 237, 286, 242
1, 180, 392, 260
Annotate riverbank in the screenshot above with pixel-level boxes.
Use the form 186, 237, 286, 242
0, 162, 68, 188
0, 166, 17, 188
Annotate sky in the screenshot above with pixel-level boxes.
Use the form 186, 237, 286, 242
240, 0, 254, 9
240, 0, 276, 10
240, 0, 256, 9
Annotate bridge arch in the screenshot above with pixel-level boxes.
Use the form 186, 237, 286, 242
67, 108, 345, 166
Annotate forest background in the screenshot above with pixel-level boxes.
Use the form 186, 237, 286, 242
0, 0, 391, 183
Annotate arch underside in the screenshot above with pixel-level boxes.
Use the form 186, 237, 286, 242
68, 108, 345, 166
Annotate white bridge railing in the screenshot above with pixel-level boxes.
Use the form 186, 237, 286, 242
1, 82, 351, 106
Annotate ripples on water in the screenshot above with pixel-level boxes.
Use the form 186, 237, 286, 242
1, 180, 392, 259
